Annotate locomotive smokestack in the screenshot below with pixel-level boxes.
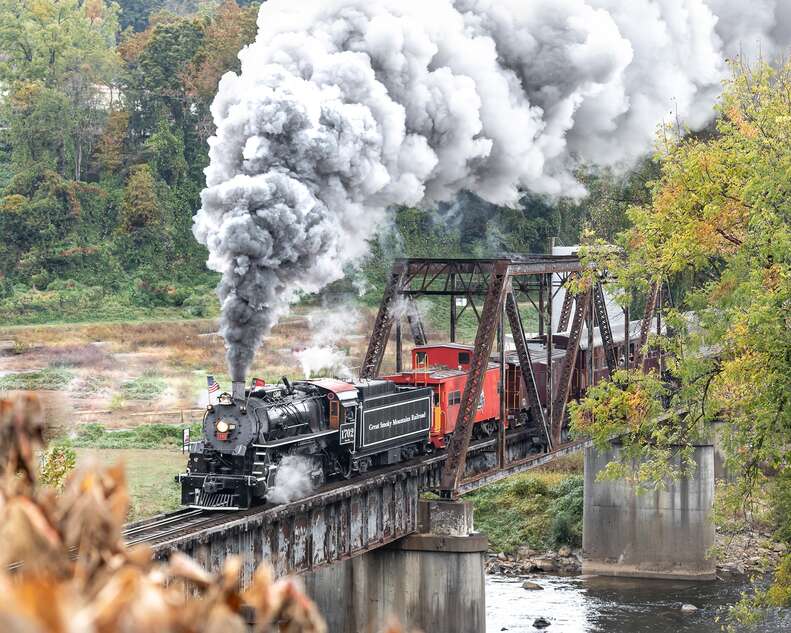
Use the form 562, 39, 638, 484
232, 380, 245, 401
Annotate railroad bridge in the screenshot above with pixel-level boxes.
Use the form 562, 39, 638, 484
140, 253, 714, 633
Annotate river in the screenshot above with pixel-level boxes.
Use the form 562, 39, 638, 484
486, 574, 791, 632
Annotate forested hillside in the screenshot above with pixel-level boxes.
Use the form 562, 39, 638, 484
0, 0, 645, 324
0, 0, 258, 322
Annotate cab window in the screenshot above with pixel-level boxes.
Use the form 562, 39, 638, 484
329, 399, 340, 429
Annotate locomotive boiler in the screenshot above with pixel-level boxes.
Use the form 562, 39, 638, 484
179, 378, 433, 509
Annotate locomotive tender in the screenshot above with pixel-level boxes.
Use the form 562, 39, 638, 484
180, 316, 653, 509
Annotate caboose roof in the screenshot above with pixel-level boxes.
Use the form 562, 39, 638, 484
392, 362, 499, 382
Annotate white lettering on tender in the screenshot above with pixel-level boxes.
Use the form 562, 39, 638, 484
367, 410, 426, 432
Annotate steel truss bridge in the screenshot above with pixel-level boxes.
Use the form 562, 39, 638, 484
11, 255, 665, 584
359, 255, 662, 498
134, 254, 663, 583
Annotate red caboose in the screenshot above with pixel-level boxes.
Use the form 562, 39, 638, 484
382, 343, 501, 449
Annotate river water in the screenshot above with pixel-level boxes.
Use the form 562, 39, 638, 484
486, 574, 791, 632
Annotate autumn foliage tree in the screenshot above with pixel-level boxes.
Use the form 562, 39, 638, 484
0, 1, 263, 320
570, 59, 791, 613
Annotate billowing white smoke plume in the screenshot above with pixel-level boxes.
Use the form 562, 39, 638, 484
267, 455, 315, 504
193, 0, 790, 380
294, 304, 362, 379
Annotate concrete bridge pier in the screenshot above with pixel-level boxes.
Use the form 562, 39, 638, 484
302, 499, 487, 633
582, 443, 716, 580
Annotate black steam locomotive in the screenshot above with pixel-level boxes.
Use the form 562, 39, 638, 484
180, 311, 656, 510
179, 378, 433, 509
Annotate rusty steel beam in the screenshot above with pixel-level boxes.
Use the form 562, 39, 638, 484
546, 272, 554, 428
551, 288, 592, 446
400, 257, 582, 277
593, 282, 618, 376
504, 291, 551, 448
405, 296, 428, 346
152, 468, 429, 583
360, 265, 405, 379
634, 280, 660, 371
557, 284, 575, 331
439, 261, 510, 499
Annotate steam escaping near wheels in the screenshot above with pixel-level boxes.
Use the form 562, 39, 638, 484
267, 455, 316, 504
193, 0, 790, 381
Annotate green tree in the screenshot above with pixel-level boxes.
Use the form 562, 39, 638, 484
570, 60, 791, 614
120, 164, 161, 233
0, 0, 120, 179
121, 15, 203, 145
117, 0, 166, 32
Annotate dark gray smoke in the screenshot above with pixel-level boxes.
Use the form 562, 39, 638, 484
193, 0, 790, 380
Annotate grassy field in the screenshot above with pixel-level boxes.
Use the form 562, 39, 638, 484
75, 448, 185, 521
0, 304, 376, 431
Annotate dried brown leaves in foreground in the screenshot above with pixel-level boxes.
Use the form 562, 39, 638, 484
0, 395, 326, 633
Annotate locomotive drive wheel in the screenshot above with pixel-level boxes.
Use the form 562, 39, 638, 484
341, 455, 353, 479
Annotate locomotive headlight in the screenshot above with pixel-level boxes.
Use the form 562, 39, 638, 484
216, 419, 230, 433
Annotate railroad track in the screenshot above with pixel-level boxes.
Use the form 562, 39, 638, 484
6, 508, 228, 572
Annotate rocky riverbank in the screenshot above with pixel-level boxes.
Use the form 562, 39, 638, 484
715, 527, 788, 578
486, 545, 583, 577
485, 526, 788, 583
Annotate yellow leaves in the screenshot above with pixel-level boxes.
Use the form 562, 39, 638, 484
0, 194, 29, 215
766, 554, 791, 607
84, 0, 104, 23
762, 263, 784, 293
624, 389, 650, 430
726, 105, 758, 140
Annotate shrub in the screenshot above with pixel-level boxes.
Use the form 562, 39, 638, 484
470, 472, 565, 553
182, 291, 217, 317
71, 422, 202, 449
0, 367, 74, 391
120, 370, 166, 400
549, 475, 584, 547
770, 469, 791, 543
39, 444, 76, 491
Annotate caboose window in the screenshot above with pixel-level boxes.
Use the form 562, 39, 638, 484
458, 351, 470, 365
449, 390, 461, 405
416, 351, 428, 366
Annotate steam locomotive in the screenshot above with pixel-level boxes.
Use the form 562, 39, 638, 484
180, 318, 655, 509
179, 376, 435, 509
